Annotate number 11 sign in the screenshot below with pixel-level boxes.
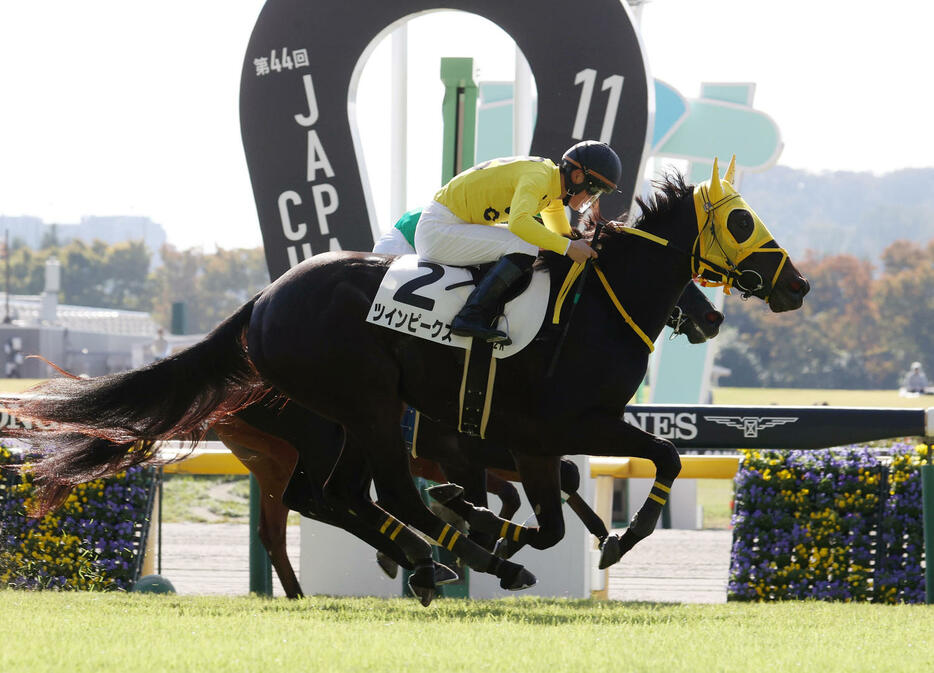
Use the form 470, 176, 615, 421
241, 0, 650, 281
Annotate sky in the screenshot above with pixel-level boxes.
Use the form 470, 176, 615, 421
1, 0, 932, 251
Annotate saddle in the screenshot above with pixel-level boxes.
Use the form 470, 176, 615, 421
366, 255, 550, 359
367, 255, 551, 438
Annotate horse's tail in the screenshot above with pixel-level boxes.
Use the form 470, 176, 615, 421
2, 299, 265, 509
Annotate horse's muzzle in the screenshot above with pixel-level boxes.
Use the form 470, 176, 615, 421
768, 275, 810, 312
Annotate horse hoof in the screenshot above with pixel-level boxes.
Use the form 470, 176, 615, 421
433, 561, 459, 586
500, 567, 536, 591
376, 552, 399, 579
407, 562, 437, 607
598, 535, 623, 569
496, 560, 536, 591
409, 583, 436, 607
426, 483, 464, 504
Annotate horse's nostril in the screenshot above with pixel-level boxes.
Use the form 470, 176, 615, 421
789, 279, 803, 293
705, 311, 723, 324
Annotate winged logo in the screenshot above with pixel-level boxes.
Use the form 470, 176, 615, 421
703, 415, 798, 438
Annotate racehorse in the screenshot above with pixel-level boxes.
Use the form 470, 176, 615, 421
8, 280, 722, 601
3, 159, 807, 605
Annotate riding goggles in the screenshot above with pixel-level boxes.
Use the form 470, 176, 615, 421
575, 187, 608, 214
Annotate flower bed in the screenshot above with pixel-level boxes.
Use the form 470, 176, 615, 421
0, 443, 156, 591
729, 442, 929, 603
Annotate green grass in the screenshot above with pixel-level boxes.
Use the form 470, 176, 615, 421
159, 474, 300, 525
697, 478, 734, 529
0, 592, 930, 672
159, 475, 250, 523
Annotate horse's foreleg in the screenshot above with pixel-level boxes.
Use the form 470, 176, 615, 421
581, 416, 682, 567
426, 482, 537, 551
436, 462, 500, 552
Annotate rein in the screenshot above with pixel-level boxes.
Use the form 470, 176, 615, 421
549, 175, 790, 358
552, 257, 655, 352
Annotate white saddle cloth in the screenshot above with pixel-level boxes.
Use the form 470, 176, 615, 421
366, 255, 550, 359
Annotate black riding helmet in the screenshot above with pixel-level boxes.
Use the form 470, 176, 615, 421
560, 140, 622, 207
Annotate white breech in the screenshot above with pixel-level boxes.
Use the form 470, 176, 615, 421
413, 200, 538, 267
372, 227, 415, 255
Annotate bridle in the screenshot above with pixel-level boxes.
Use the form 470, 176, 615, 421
691, 184, 789, 300
665, 306, 688, 339
553, 182, 788, 351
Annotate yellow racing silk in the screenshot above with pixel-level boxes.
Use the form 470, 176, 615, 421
433, 157, 572, 254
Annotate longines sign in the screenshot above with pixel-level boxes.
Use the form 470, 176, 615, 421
624, 405, 927, 449
240, 0, 651, 280
1, 405, 927, 449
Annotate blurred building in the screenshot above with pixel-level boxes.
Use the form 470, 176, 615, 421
0, 258, 190, 379
0, 215, 167, 267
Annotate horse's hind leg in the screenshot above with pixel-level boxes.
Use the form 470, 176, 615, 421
342, 419, 536, 596
214, 421, 304, 599
319, 436, 461, 605
484, 471, 521, 521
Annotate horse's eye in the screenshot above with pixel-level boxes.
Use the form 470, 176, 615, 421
727, 209, 755, 243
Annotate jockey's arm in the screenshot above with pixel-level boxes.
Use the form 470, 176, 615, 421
539, 199, 573, 238
507, 177, 571, 255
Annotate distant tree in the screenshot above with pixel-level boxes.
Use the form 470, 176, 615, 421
102, 241, 155, 311
150, 245, 269, 333
3, 239, 154, 311
880, 239, 924, 275
716, 252, 889, 389
874, 239, 934, 385
40, 224, 61, 250
60, 240, 110, 307
3, 245, 46, 295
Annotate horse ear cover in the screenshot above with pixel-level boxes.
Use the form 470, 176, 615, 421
707, 157, 724, 203
724, 155, 737, 186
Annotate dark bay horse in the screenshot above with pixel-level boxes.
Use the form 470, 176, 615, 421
9, 278, 717, 601
206, 280, 728, 598
3, 160, 808, 605
16, 280, 722, 600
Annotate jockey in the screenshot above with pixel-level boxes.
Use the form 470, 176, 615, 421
414, 140, 622, 343
372, 207, 420, 255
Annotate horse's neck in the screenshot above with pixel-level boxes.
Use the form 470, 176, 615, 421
599, 209, 695, 344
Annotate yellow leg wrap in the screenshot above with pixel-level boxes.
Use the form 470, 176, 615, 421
379, 516, 395, 534
648, 493, 667, 505
653, 481, 671, 493
389, 522, 405, 541
500, 521, 510, 539
446, 530, 461, 551
437, 524, 452, 546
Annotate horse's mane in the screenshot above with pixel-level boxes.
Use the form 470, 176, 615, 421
578, 171, 692, 241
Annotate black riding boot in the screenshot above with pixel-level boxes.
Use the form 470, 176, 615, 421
451, 253, 535, 344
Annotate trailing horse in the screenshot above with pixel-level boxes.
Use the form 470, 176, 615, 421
3, 159, 807, 606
